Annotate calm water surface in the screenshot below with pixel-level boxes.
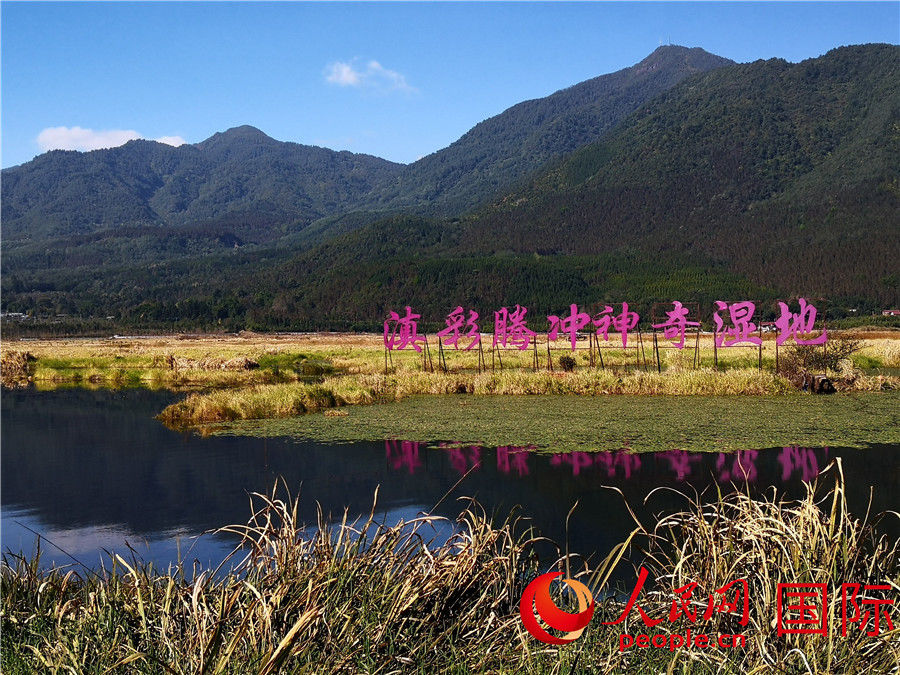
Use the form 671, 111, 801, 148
2, 388, 897, 572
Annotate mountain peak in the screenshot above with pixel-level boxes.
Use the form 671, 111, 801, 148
646, 44, 698, 56
221, 125, 270, 139
197, 125, 274, 149
636, 45, 734, 71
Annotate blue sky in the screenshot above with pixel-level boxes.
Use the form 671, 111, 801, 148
2, 2, 898, 168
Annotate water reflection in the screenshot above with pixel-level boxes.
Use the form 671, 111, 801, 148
2, 388, 897, 572
390, 441, 833, 484
389, 441, 834, 485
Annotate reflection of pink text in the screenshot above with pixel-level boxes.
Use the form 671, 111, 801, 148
779, 446, 828, 482
384, 442, 830, 485
497, 446, 533, 476
385, 440, 422, 474
552, 450, 641, 478
716, 450, 759, 482
438, 443, 482, 474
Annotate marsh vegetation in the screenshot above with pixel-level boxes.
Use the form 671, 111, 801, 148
3, 466, 897, 674
3, 333, 898, 437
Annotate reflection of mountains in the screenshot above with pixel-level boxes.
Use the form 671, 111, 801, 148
3, 388, 898, 562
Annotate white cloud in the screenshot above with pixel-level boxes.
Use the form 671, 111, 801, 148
36, 126, 186, 152
324, 59, 416, 93
37, 126, 140, 152
154, 135, 186, 147
324, 61, 362, 87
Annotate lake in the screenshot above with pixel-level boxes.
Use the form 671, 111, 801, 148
2, 387, 897, 573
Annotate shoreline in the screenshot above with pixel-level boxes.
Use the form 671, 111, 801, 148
3, 333, 898, 452
3, 471, 896, 674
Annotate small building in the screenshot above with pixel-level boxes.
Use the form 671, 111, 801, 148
882, 309, 900, 316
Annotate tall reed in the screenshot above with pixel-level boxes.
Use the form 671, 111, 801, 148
3, 466, 897, 673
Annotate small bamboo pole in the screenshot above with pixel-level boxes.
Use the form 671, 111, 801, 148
638, 331, 648, 372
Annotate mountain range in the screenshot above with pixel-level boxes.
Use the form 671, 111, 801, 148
2, 44, 897, 332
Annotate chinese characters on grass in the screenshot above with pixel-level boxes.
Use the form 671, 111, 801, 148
615, 569, 747, 624
384, 300, 827, 351
775, 582, 896, 637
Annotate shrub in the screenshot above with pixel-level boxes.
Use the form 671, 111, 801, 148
780, 333, 862, 385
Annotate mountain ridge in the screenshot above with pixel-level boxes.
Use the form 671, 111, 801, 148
364, 45, 734, 214
2, 43, 897, 330
1, 44, 734, 246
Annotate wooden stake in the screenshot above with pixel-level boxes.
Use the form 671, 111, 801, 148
654, 331, 661, 373
638, 331, 648, 372
693, 329, 700, 369
758, 324, 762, 373
423, 335, 434, 373
589, 332, 595, 367
438, 338, 447, 373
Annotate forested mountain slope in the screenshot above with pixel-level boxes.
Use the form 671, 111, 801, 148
364, 45, 733, 215
2, 125, 403, 241
2, 44, 896, 330
448, 43, 900, 305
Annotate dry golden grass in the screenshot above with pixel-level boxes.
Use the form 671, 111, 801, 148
157, 379, 377, 427
6, 331, 898, 428
857, 338, 900, 368
8, 330, 898, 377
3, 466, 897, 673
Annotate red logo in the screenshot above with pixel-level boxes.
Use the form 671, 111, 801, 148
519, 572, 595, 644
776, 583, 828, 635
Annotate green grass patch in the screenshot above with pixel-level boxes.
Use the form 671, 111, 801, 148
213, 391, 900, 454
254, 351, 335, 377
853, 354, 885, 370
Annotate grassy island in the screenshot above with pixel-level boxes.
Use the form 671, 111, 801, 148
2, 332, 898, 451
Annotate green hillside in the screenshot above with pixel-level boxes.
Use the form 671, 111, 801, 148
452, 43, 900, 305
2, 126, 403, 241
2, 44, 897, 333
1, 46, 732, 271
364, 45, 733, 215
257, 44, 899, 322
